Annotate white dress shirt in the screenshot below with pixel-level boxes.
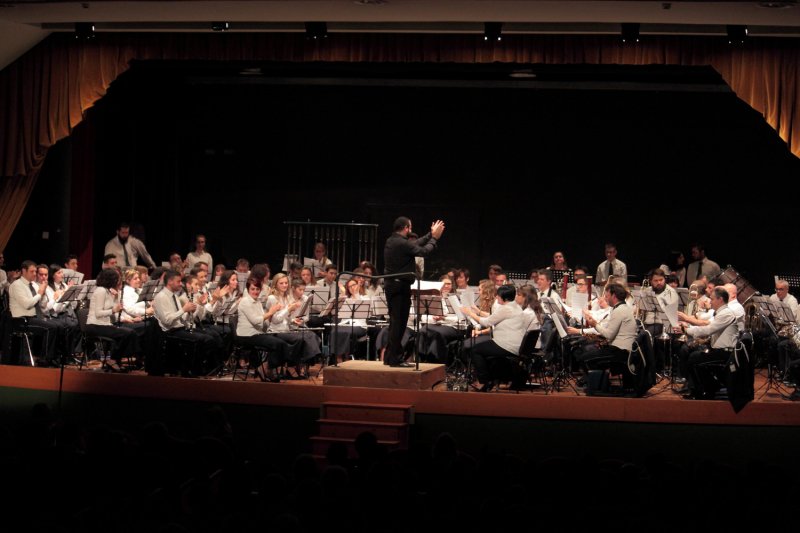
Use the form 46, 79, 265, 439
104, 235, 155, 269
121, 285, 148, 321
9, 278, 42, 318
685, 304, 738, 349
265, 294, 293, 332
770, 292, 799, 322
185, 251, 213, 274
154, 287, 205, 331
686, 258, 722, 286
478, 301, 526, 355
87, 286, 118, 326
727, 299, 746, 333
595, 302, 637, 352
595, 259, 627, 285
237, 295, 267, 337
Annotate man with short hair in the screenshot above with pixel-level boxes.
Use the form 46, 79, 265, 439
7, 260, 60, 365
595, 243, 627, 285
383, 216, 445, 367
153, 269, 221, 376
679, 286, 741, 400
102, 254, 118, 270
686, 243, 721, 286
104, 222, 155, 269
575, 282, 638, 371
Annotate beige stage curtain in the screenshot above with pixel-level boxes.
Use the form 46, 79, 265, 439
1, 33, 798, 249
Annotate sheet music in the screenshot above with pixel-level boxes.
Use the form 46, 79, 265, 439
664, 301, 680, 328
412, 280, 443, 292
448, 295, 479, 327
460, 288, 476, 308
552, 312, 569, 339
570, 293, 589, 314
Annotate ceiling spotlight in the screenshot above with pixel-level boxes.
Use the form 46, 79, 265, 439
211, 22, 229, 32
726, 25, 748, 44
305, 22, 328, 40
621, 23, 640, 43
74, 22, 95, 40
484, 22, 503, 42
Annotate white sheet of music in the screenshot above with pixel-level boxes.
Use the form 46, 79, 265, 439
570, 293, 588, 314
664, 301, 680, 328
460, 288, 476, 308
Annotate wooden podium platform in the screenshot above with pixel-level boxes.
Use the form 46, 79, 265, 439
323, 360, 446, 390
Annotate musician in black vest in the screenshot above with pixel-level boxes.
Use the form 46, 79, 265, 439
383, 216, 445, 367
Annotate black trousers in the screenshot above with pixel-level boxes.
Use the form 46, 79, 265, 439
10, 317, 61, 364
575, 343, 629, 371
686, 348, 731, 398
467, 340, 516, 384
237, 334, 289, 367
384, 281, 411, 365
84, 323, 139, 359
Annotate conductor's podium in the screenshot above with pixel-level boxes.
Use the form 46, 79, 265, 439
322, 360, 445, 390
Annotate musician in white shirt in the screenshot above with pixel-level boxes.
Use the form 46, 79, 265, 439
85, 268, 139, 368
418, 276, 462, 363
686, 243, 721, 286
8, 261, 61, 365
595, 243, 627, 285
185, 234, 213, 275
679, 286, 740, 399
329, 278, 370, 362
43, 263, 81, 358
264, 274, 319, 377
771, 280, 798, 317
642, 268, 679, 372
462, 285, 527, 392
104, 223, 155, 269
152, 270, 220, 376
236, 278, 291, 382
574, 283, 638, 372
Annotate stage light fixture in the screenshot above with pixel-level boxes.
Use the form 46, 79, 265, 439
74, 22, 95, 40
621, 23, 640, 43
211, 22, 229, 32
484, 22, 503, 42
726, 25, 748, 44
305, 22, 328, 40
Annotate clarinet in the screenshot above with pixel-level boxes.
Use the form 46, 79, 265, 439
185, 289, 195, 331
116, 285, 124, 325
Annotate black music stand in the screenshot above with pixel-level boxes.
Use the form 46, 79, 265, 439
541, 297, 580, 395
321, 296, 345, 366
335, 298, 371, 363
676, 288, 690, 313
443, 295, 473, 391
752, 297, 795, 399
55, 284, 86, 410
413, 294, 445, 360
549, 269, 574, 284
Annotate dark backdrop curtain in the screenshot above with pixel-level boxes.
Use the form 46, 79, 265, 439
1, 32, 798, 250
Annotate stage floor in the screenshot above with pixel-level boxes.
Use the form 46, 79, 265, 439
1, 360, 798, 427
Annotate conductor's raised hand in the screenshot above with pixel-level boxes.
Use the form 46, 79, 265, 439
430, 220, 445, 239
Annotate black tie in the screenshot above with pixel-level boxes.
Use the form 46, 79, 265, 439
172, 293, 179, 311
122, 241, 131, 267
30, 283, 43, 318
607, 261, 613, 278
695, 260, 702, 282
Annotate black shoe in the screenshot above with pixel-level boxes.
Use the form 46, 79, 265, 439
389, 362, 412, 368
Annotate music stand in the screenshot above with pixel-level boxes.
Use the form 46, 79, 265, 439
55, 284, 87, 409
61, 269, 85, 286
334, 298, 371, 364
543, 308, 580, 395
235, 272, 248, 295
549, 269, 574, 284
305, 285, 330, 314
371, 294, 389, 317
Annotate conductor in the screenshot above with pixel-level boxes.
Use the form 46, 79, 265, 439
383, 216, 445, 367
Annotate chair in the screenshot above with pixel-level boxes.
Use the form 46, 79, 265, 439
9, 316, 36, 366
76, 307, 118, 372
514, 330, 548, 390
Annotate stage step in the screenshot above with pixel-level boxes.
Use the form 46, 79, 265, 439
309, 436, 402, 456
309, 401, 415, 459
317, 419, 409, 441
321, 401, 415, 424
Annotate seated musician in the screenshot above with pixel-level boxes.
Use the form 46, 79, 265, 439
152, 270, 221, 377
461, 285, 526, 392
535, 269, 562, 359
236, 277, 291, 382
359, 261, 384, 298
84, 268, 140, 370
300, 266, 315, 288
8, 260, 64, 366
265, 274, 318, 378
455, 268, 471, 291
329, 278, 370, 362
548, 251, 569, 272
207, 270, 241, 327
678, 286, 740, 400
417, 276, 463, 363
642, 268, 679, 372
564, 266, 588, 303
42, 263, 81, 363
311, 242, 333, 278
573, 283, 638, 372
317, 264, 345, 295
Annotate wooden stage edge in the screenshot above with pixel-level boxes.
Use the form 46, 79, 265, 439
1, 365, 798, 427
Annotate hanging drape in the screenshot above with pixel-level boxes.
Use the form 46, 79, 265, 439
1, 33, 798, 250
